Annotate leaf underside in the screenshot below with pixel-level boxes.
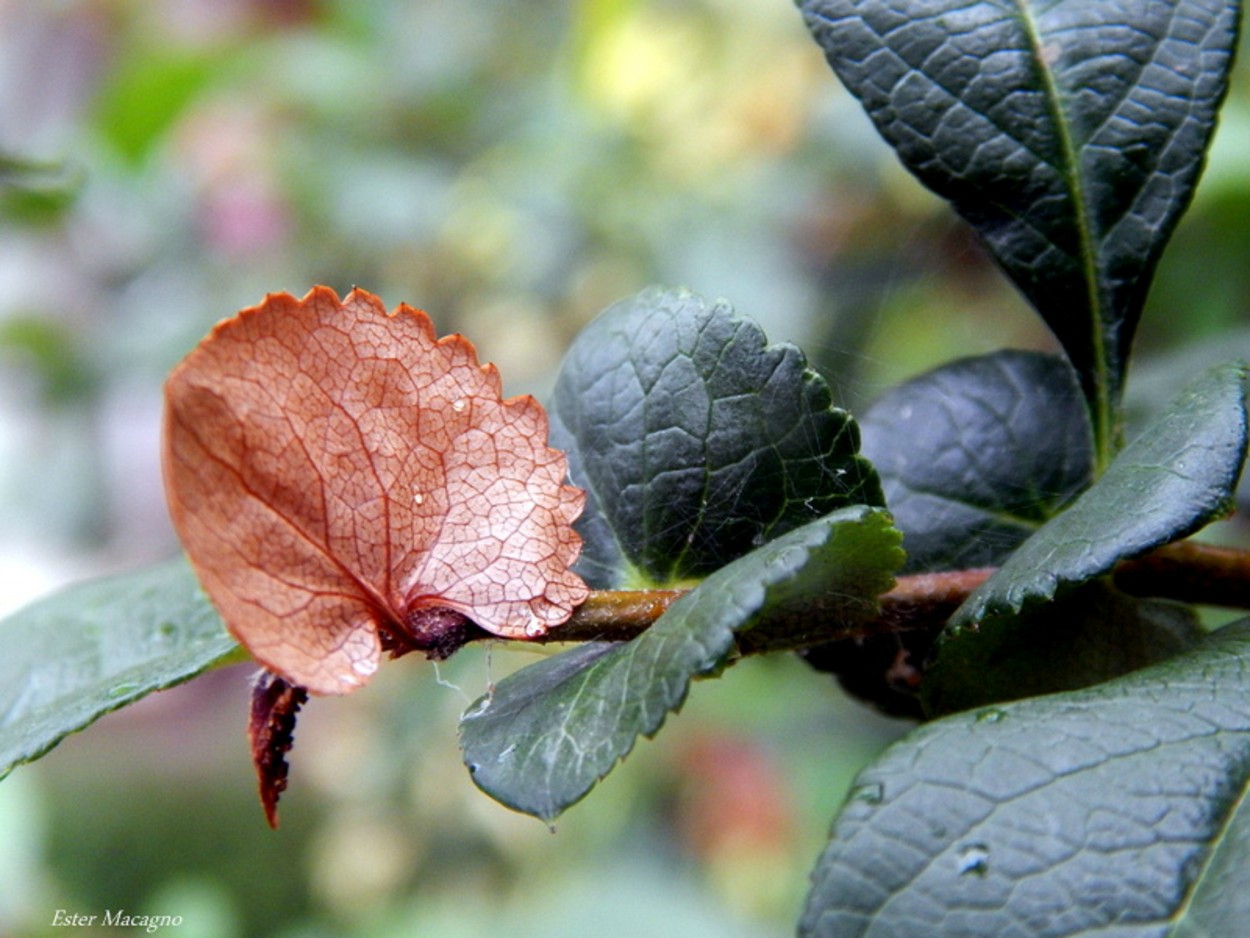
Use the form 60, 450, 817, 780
802, 620, 1250, 937
799, 0, 1241, 452
164, 286, 587, 695
460, 506, 902, 822
551, 285, 882, 587
0, 559, 238, 780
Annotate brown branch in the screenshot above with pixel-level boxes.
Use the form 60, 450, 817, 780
1113, 541, 1250, 607
515, 541, 1250, 654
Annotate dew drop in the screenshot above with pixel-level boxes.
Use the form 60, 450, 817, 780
108, 681, 140, 699
976, 707, 1007, 724
352, 657, 378, 677
524, 617, 547, 639
957, 843, 990, 877
452, 398, 467, 413
412, 489, 425, 505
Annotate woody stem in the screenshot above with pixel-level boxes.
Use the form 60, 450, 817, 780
521, 540, 1250, 653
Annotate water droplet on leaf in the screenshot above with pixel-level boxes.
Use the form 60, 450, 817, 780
849, 782, 884, 805
957, 843, 990, 877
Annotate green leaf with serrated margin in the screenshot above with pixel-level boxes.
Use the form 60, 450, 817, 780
798, 0, 1241, 464
802, 620, 1250, 937
0, 559, 240, 779
551, 286, 882, 588
460, 506, 902, 822
954, 359, 1248, 627
859, 350, 1092, 573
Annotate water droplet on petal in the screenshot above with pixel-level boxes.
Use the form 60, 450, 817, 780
452, 398, 467, 413
524, 616, 547, 638
976, 707, 1007, 724
412, 489, 424, 505
352, 658, 378, 677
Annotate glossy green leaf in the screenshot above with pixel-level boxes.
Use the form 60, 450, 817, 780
924, 581, 1202, 716
550, 286, 882, 588
802, 620, 1250, 937
859, 351, 1091, 573
0, 559, 240, 780
954, 359, 1248, 627
460, 506, 902, 822
799, 0, 1241, 464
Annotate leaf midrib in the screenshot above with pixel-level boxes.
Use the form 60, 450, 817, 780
1015, 0, 1112, 473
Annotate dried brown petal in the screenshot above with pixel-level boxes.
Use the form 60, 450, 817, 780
164, 287, 588, 695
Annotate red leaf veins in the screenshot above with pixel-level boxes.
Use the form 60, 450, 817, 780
163, 286, 589, 695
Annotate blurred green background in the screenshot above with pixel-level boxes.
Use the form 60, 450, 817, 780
0, 1, 1247, 935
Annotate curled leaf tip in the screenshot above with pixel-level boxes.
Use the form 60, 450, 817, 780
248, 669, 308, 829
163, 286, 589, 697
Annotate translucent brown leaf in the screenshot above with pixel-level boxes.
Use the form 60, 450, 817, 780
163, 286, 588, 696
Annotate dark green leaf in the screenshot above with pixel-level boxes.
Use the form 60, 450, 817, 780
801, 620, 1250, 937
924, 582, 1202, 716
551, 286, 882, 588
955, 359, 1248, 626
0, 559, 240, 780
799, 0, 1241, 462
859, 350, 1091, 573
461, 506, 902, 822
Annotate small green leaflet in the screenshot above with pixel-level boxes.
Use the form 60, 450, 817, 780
551, 286, 882, 587
0, 558, 240, 779
955, 359, 1248, 627
460, 506, 902, 822
858, 350, 1091, 573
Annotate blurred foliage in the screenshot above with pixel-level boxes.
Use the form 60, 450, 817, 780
0, 0, 1246, 935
